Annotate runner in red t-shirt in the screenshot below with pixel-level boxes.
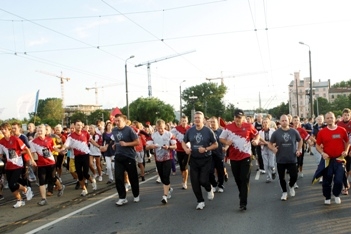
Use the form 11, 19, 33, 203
336, 108, 351, 194
30, 124, 65, 206
219, 109, 259, 211
170, 116, 191, 189
0, 123, 36, 208
316, 112, 350, 205
60, 120, 100, 197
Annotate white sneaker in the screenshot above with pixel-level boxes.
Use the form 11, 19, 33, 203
13, 200, 25, 208
217, 187, 224, 193
213, 186, 218, 193
324, 199, 331, 205
281, 192, 288, 201
161, 195, 168, 204
98, 176, 103, 182
335, 197, 341, 204
299, 173, 304, 178
25, 187, 33, 201
289, 186, 296, 197
182, 183, 187, 190
92, 178, 97, 190
156, 177, 161, 184
196, 202, 205, 210
134, 196, 140, 203
207, 186, 214, 200
167, 187, 173, 199
116, 198, 128, 206
81, 189, 88, 196
294, 183, 299, 189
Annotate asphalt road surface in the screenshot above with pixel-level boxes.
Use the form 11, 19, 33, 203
3, 154, 351, 234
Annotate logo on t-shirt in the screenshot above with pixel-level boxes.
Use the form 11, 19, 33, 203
8, 149, 17, 159
332, 134, 341, 139
116, 132, 123, 141
282, 133, 291, 142
195, 133, 203, 144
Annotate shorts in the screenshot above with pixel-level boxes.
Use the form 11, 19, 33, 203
135, 151, 144, 164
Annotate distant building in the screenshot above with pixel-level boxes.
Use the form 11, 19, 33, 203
65, 104, 102, 116
329, 88, 351, 102
64, 104, 102, 126
288, 71, 330, 118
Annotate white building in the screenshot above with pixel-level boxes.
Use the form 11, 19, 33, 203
288, 71, 330, 118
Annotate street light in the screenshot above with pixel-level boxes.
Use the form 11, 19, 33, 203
179, 80, 186, 119
125, 55, 135, 119
299, 41, 313, 117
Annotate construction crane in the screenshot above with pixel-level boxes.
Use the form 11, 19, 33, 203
135, 50, 195, 97
86, 82, 124, 105
36, 70, 70, 107
206, 71, 268, 85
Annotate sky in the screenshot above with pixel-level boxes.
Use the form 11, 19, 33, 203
1, 0, 351, 120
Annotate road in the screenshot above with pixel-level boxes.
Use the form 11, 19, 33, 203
1, 155, 351, 234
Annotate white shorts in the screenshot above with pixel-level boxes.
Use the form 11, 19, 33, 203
135, 151, 144, 163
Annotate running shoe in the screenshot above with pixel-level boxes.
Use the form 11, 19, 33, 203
75, 181, 80, 190
335, 197, 341, 204
81, 189, 88, 197
161, 195, 168, 204
92, 178, 97, 190
25, 187, 33, 201
13, 200, 25, 208
289, 186, 295, 197
58, 185, 65, 197
38, 199, 48, 206
281, 192, 288, 201
134, 196, 140, 203
196, 202, 205, 210
207, 186, 214, 200
116, 198, 128, 206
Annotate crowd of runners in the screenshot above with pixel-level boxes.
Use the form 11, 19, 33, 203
0, 108, 350, 211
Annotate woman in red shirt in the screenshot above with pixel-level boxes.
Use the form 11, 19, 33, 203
0, 123, 36, 208
30, 124, 65, 206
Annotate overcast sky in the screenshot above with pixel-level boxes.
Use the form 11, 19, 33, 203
1, 0, 351, 120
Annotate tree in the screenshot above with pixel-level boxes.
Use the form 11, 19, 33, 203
70, 112, 88, 125
36, 98, 64, 125
88, 109, 111, 124
129, 97, 175, 124
222, 103, 236, 121
314, 97, 330, 116
332, 79, 351, 88
331, 95, 350, 114
268, 102, 289, 119
182, 82, 227, 118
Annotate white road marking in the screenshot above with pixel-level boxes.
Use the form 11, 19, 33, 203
26, 175, 158, 234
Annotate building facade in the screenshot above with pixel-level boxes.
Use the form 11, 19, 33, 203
288, 71, 330, 118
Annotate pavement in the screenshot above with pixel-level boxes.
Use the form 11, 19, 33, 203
0, 158, 157, 232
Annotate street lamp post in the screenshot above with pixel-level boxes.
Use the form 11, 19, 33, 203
125, 55, 135, 119
299, 42, 313, 117
179, 80, 186, 119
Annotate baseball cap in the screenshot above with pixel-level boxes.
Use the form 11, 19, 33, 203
234, 109, 244, 117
